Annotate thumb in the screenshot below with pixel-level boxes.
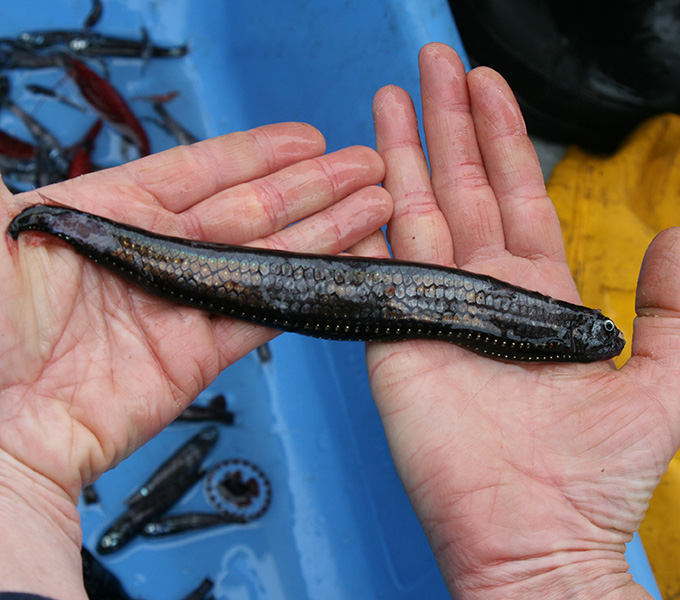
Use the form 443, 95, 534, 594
628, 226, 680, 374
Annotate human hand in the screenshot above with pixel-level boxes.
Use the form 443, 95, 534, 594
0, 124, 390, 597
368, 43, 679, 599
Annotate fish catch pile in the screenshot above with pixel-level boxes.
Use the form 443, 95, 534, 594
84, 395, 272, 600
0, 0, 197, 192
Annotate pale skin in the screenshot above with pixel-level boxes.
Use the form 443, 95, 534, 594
366, 44, 680, 599
0, 125, 391, 598
0, 41, 678, 600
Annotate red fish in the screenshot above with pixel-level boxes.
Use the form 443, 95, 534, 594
66, 57, 150, 156
0, 128, 36, 160
66, 119, 102, 179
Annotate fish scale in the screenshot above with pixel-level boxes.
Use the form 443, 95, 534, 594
8, 204, 626, 362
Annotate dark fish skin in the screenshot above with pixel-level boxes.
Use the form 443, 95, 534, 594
7, 29, 188, 59
152, 101, 199, 145
27, 83, 87, 112
0, 44, 66, 70
82, 483, 100, 505
176, 394, 235, 425
81, 546, 133, 600
97, 468, 203, 554
141, 512, 231, 537
7, 204, 626, 362
256, 343, 272, 363
125, 426, 218, 507
83, 0, 104, 29
179, 578, 214, 600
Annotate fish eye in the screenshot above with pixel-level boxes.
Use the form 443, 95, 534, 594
69, 39, 88, 51
603, 319, 615, 332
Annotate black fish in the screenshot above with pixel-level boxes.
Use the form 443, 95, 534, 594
5, 101, 69, 180
176, 394, 234, 425
83, 0, 103, 29
7, 205, 627, 362
97, 468, 203, 554
256, 343, 272, 363
125, 426, 218, 507
81, 546, 133, 600
82, 484, 100, 505
8, 28, 187, 59
141, 512, 232, 537
0, 43, 66, 70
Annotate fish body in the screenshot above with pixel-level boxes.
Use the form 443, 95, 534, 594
66, 119, 103, 179
97, 468, 203, 554
81, 547, 133, 600
7, 29, 187, 59
176, 394, 235, 425
8, 205, 626, 362
151, 101, 198, 145
125, 425, 218, 507
66, 58, 150, 156
0, 43, 66, 69
0, 129, 36, 160
141, 512, 231, 537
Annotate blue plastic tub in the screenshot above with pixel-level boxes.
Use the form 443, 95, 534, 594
1, 1, 660, 598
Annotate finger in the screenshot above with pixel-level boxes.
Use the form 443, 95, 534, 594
372, 84, 453, 265
630, 227, 680, 366
628, 227, 680, 438
254, 185, 392, 254
185, 145, 385, 244
347, 230, 392, 259
419, 43, 505, 264
467, 67, 565, 260
22, 122, 326, 215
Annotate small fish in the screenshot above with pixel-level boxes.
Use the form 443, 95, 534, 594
0, 74, 9, 106
66, 119, 103, 179
176, 394, 235, 426
0, 43, 66, 70
82, 484, 100, 505
0, 154, 36, 178
151, 101, 198, 145
97, 468, 203, 554
4, 100, 69, 183
9, 28, 187, 59
82, 546, 133, 600
0, 128, 36, 160
125, 426, 218, 507
136, 91, 199, 145
65, 57, 150, 156
141, 512, 232, 537
26, 83, 86, 112
256, 343, 272, 363
5, 99, 63, 153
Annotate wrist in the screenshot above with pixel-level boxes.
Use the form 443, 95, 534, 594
0, 450, 85, 600
445, 550, 653, 600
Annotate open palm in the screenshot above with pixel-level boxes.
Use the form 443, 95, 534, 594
0, 123, 390, 505
367, 43, 680, 599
